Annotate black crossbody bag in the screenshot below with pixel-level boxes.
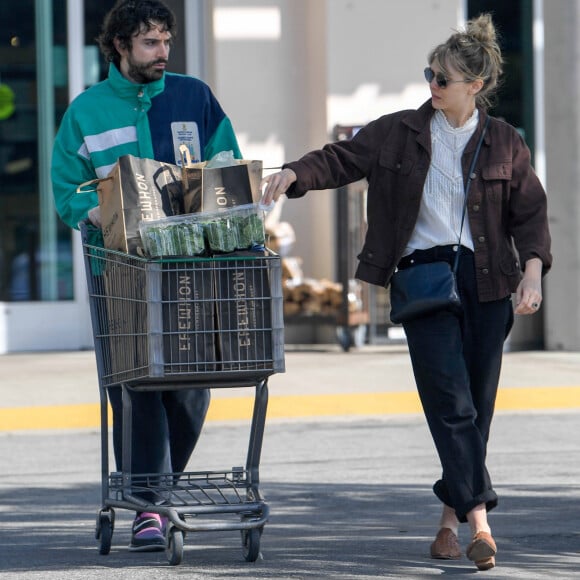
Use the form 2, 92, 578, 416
389, 117, 490, 325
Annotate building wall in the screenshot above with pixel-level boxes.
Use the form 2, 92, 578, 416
213, 0, 463, 281
212, 0, 562, 350
0, 0, 567, 351
543, 2, 580, 350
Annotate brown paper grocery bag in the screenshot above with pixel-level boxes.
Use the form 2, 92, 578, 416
180, 146, 262, 213
97, 155, 184, 255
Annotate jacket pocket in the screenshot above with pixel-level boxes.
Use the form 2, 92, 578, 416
482, 162, 512, 201
378, 148, 414, 175
499, 241, 521, 278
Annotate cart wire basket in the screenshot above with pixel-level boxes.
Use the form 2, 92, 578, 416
81, 222, 285, 565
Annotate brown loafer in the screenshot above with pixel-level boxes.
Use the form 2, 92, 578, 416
466, 531, 497, 570
474, 556, 496, 571
430, 527, 461, 560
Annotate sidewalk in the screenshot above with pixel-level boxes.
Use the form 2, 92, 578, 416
1, 345, 580, 430
0, 345, 579, 579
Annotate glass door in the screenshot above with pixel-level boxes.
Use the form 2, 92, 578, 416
0, 0, 72, 302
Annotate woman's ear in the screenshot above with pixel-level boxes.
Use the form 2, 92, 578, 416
470, 78, 485, 95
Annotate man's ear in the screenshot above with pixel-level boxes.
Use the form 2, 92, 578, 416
113, 36, 127, 57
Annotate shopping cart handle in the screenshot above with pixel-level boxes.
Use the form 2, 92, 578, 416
78, 219, 90, 237
78, 219, 103, 244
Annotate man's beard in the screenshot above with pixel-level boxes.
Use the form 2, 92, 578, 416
126, 58, 167, 84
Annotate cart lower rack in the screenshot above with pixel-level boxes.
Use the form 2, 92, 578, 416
81, 223, 284, 565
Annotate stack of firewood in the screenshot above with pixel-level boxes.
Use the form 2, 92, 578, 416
281, 257, 352, 317
267, 221, 360, 318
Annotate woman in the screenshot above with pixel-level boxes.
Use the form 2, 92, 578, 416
261, 14, 552, 571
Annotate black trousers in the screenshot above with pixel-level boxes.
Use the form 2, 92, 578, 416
108, 387, 211, 495
400, 245, 513, 522
91, 264, 211, 505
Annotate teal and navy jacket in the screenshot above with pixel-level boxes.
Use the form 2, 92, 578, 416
51, 63, 241, 230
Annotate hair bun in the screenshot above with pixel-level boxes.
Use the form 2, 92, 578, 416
466, 13, 497, 45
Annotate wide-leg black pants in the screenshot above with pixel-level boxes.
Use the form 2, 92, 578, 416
400, 245, 513, 522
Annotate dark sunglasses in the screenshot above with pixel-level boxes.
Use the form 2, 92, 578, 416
424, 67, 468, 89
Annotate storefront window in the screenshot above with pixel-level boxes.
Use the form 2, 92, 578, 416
0, 0, 186, 302
468, 0, 535, 155
0, 0, 70, 301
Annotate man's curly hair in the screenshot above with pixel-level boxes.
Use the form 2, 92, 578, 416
97, 0, 177, 66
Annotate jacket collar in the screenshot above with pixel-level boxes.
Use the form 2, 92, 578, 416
401, 100, 434, 152
107, 63, 165, 107
403, 99, 434, 132
403, 99, 490, 154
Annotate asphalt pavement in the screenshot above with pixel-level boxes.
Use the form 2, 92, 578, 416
0, 344, 579, 579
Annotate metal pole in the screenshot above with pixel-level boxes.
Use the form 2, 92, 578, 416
35, 0, 57, 300
66, 0, 94, 347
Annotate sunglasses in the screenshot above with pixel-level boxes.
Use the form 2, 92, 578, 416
424, 67, 468, 89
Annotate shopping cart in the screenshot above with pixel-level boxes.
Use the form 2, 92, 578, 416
80, 222, 285, 565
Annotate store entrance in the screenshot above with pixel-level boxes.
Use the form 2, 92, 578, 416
467, 0, 536, 157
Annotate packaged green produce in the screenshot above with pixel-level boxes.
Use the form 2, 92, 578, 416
242, 212, 266, 246
174, 222, 205, 255
139, 203, 266, 257
203, 206, 265, 252
204, 217, 238, 253
140, 218, 205, 257
140, 224, 171, 257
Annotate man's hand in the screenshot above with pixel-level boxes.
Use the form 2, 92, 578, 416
88, 206, 102, 228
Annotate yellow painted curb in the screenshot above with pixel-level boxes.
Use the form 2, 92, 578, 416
496, 386, 580, 410
0, 386, 579, 432
0, 403, 110, 432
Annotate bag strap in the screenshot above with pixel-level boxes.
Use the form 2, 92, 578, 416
453, 115, 491, 273
75, 176, 112, 194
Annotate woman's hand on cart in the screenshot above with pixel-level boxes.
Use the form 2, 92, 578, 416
260, 168, 297, 207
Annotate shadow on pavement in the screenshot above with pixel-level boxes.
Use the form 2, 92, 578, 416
0, 480, 579, 579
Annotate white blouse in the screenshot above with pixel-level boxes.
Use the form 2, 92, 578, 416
405, 108, 479, 255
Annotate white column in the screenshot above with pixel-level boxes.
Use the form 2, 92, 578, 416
67, 0, 85, 101
543, 1, 580, 349
67, 0, 92, 347
185, 0, 214, 84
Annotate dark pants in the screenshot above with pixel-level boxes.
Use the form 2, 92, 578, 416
91, 268, 211, 505
108, 387, 210, 487
400, 245, 513, 522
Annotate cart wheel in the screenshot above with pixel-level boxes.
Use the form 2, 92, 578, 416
96, 509, 114, 555
166, 528, 184, 566
241, 527, 261, 562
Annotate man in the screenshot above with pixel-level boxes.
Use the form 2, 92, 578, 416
51, 0, 242, 552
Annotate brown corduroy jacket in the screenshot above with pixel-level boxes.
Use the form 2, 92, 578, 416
284, 99, 552, 302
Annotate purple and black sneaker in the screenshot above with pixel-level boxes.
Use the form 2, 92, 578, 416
129, 512, 167, 552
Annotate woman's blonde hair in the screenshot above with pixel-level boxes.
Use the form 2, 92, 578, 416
428, 13, 503, 109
